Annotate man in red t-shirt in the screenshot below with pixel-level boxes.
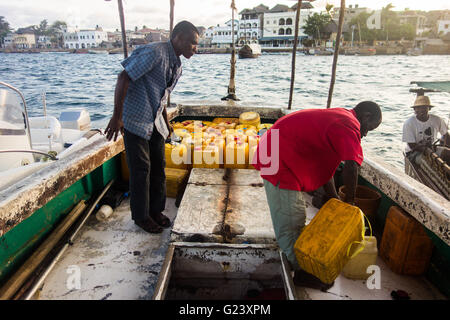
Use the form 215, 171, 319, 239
252, 101, 382, 290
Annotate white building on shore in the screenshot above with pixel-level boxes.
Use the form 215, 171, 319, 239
437, 19, 450, 35
2, 33, 15, 48
239, 4, 269, 45
12, 33, 36, 49
63, 26, 108, 49
210, 20, 239, 48
260, 3, 313, 48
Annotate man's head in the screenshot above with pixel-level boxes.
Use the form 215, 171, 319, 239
353, 101, 382, 138
171, 21, 199, 59
411, 95, 433, 122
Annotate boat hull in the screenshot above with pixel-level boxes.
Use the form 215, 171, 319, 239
0, 137, 124, 284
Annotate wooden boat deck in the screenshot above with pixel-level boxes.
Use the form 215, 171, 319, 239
35, 168, 446, 300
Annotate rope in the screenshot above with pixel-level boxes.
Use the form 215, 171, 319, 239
222, 0, 239, 101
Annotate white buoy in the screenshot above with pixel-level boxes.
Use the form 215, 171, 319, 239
96, 205, 113, 221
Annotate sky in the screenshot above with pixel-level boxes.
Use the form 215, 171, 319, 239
1, 0, 450, 31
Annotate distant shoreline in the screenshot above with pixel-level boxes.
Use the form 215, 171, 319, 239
1, 46, 449, 55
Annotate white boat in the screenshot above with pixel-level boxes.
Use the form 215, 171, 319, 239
0, 81, 104, 191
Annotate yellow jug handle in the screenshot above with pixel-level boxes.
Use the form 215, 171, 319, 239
346, 210, 372, 259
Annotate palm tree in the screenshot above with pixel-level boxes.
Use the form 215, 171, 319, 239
325, 3, 334, 16
381, 3, 395, 41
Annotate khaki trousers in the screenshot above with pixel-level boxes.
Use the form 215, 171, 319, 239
263, 179, 306, 271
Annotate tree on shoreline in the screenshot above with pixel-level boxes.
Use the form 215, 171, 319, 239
0, 16, 10, 45
303, 12, 332, 46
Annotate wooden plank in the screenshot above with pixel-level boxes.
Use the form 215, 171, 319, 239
225, 185, 276, 244
188, 168, 227, 185
171, 184, 227, 242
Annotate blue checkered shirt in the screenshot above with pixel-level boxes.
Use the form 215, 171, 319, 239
121, 41, 182, 140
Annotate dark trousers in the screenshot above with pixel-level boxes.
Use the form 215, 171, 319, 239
123, 128, 166, 221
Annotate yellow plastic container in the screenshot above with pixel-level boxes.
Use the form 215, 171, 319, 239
216, 122, 236, 129
257, 123, 272, 131
235, 124, 256, 131
247, 135, 259, 151
239, 112, 260, 127
294, 198, 365, 284
165, 168, 189, 198
193, 141, 223, 169
165, 143, 189, 170
212, 117, 239, 124
225, 141, 248, 169
341, 236, 378, 280
173, 128, 191, 139
248, 145, 258, 169
172, 122, 185, 129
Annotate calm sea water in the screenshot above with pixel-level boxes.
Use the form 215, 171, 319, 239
1, 51, 449, 169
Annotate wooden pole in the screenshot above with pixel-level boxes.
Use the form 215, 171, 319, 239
326, 0, 345, 109
222, 0, 239, 101
167, 0, 175, 108
118, 0, 128, 59
0, 201, 87, 300
288, 0, 303, 110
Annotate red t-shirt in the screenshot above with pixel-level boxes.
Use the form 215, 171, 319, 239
252, 108, 363, 192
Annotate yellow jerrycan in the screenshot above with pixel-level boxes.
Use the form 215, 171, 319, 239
294, 198, 366, 284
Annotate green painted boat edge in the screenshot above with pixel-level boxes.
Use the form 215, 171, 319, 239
0, 155, 121, 285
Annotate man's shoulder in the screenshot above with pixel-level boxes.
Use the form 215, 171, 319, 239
429, 114, 443, 122
403, 115, 416, 126
131, 42, 167, 56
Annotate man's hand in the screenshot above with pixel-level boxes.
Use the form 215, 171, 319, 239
105, 116, 124, 141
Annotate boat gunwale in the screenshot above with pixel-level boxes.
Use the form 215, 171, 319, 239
0, 136, 124, 237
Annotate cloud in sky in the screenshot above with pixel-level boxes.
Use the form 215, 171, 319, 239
1, 0, 449, 31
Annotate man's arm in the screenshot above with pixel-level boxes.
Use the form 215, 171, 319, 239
407, 141, 428, 153
323, 176, 339, 200
105, 70, 130, 141
342, 160, 359, 204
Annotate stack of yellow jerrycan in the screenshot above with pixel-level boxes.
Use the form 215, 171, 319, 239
166, 113, 272, 170
294, 198, 367, 284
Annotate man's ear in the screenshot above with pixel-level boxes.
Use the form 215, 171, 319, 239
362, 111, 372, 123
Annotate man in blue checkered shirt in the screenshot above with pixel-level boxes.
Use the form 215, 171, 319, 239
105, 21, 199, 233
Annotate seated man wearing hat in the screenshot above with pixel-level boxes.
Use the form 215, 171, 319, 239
402, 95, 450, 164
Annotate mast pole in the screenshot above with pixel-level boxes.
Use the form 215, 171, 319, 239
326, 0, 345, 109
168, 0, 175, 108
288, 0, 303, 110
222, 0, 239, 101
117, 0, 128, 59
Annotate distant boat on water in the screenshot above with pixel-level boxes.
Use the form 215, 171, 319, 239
238, 43, 261, 59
